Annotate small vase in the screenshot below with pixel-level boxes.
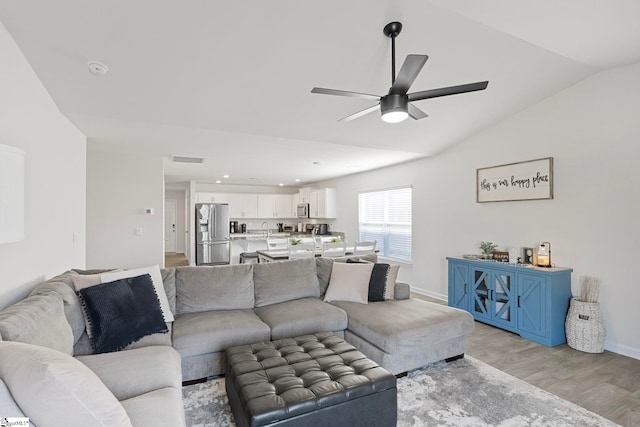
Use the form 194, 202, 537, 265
565, 298, 606, 353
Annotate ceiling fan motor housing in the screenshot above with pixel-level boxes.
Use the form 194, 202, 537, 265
380, 93, 409, 121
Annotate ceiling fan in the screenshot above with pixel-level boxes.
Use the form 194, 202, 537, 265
311, 22, 489, 123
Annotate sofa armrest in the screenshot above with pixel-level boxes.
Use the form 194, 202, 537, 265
394, 282, 410, 300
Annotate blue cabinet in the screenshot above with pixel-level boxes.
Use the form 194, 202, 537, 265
447, 257, 572, 346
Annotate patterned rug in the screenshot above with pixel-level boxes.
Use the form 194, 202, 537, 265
182, 356, 619, 426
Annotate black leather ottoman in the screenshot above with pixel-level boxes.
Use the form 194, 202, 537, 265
225, 332, 397, 427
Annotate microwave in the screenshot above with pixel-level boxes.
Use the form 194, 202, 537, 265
297, 203, 309, 218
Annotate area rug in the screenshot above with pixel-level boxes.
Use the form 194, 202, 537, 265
182, 355, 619, 426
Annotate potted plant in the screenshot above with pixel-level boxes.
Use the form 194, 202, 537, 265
479, 241, 498, 259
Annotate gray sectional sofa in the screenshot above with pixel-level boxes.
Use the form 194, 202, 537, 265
0, 254, 474, 426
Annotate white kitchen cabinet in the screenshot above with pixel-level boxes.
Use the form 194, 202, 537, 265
257, 194, 275, 218
196, 192, 230, 204
258, 194, 295, 218
228, 194, 258, 219
298, 187, 311, 204
309, 188, 337, 218
196, 193, 257, 218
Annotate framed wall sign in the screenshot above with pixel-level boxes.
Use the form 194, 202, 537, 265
477, 157, 553, 203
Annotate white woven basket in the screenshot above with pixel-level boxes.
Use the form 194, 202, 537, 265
565, 298, 606, 353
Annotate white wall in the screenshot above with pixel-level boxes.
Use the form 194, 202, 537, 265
86, 150, 164, 269
317, 63, 640, 359
165, 189, 187, 253
0, 23, 86, 308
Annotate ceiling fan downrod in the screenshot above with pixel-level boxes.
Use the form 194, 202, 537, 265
383, 22, 403, 86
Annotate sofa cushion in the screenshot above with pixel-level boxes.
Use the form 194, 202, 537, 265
323, 262, 374, 304
101, 265, 174, 322
330, 299, 475, 354
78, 274, 169, 354
29, 277, 86, 344
0, 341, 132, 427
0, 292, 74, 354
253, 258, 320, 307
176, 265, 254, 313
76, 346, 182, 401
172, 309, 270, 358
253, 297, 348, 340
121, 387, 186, 427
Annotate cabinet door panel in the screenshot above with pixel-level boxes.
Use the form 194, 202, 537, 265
518, 274, 547, 338
257, 194, 275, 218
448, 263, 469, 310
492, 271, 515, 328
471, 269, 491, 321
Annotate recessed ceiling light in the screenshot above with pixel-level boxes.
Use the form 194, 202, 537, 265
88, 61, 109, 76
295, 178, 301, 182
223, 174, 229, 178
215, 180, 221, 184
278, 183, 284, 186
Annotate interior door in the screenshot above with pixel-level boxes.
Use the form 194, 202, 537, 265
165, 199, 177, 253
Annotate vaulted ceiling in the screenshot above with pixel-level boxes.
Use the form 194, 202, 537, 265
1, 1, 638, 187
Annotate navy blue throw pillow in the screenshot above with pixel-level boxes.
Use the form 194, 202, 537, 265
346, 259, 389, 302
78, 274, 168, 354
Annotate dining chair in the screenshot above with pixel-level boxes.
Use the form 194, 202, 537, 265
353, 240, 377, 255
267, 237, 289, 250
288, 242, 316, 260
321, 241, 347, 258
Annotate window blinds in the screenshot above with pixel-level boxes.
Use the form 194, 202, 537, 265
358, 186, 412, 262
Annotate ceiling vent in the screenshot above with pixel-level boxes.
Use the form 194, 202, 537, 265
172, 156, 204, 164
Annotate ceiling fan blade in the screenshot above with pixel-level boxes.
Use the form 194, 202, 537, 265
338, 104, 380, 122
390, 54, 429, 95
408, 81, 489, 102
311, 87, 380, 101
408, 103, 428, 120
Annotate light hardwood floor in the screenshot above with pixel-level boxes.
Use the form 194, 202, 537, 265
165, 252, 189, 267
415, 293, 640, 427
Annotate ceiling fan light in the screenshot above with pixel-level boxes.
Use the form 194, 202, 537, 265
380, 94, 409, 123
382, 110, 408, 123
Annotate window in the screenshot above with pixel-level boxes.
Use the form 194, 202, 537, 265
358, 186, 411, 262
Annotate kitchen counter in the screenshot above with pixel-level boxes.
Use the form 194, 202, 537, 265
230, 231, 344, 240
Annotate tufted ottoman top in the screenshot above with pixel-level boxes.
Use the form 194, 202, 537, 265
225, 332, 397, 426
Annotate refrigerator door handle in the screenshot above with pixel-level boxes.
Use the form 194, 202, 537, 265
212, 205, 217, 239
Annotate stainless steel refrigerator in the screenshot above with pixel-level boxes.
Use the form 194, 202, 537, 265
195, 203, 230, 265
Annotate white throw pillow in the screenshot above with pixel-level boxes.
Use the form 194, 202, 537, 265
0, 341, 132, 427
101, 265, 174, 322
323, 262, 374, 304
385, 264, 400, 300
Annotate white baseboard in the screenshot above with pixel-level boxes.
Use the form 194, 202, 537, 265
604, 340, 640, 360
411, 287, 447, 302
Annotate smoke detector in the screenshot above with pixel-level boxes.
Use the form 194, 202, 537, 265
88, 61, 109, 76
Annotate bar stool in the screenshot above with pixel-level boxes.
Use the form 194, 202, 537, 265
239, 252, 259, 264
